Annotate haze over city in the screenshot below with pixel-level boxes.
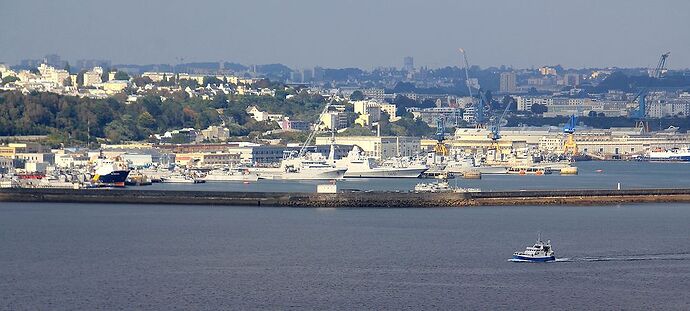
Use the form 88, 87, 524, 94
2, 0, 690, 69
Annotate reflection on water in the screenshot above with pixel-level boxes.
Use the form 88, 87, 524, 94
133, 161, 690, 193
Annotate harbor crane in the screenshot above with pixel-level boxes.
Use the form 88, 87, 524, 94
475, 90, 490, 128
562, 115, 578, 155
630, 52, 670, 132
459, 48, 488, 128
458, 48, 474, 98
433, 117, 449, 156
488, 101, 511, 151
298, 100, 332, 158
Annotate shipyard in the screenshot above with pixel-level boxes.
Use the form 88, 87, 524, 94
3, 1, 690, 308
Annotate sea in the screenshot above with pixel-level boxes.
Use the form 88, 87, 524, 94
2, 161, 690, 309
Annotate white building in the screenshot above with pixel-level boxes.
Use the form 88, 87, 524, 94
83, 67, 104, 87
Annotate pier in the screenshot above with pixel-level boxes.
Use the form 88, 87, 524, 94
2, 188, 690, 207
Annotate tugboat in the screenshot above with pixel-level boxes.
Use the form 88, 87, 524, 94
511, 233, 556, 262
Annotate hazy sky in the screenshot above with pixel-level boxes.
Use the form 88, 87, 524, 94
2, 0, 689, 69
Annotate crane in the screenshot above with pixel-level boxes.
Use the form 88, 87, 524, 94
458, 48, 474, 98
475, 90, 490, 128
630, 52, 670, 132
298, 99, 332, 158
562, 115, 578, 155
433, 117, 449, 156
459, 48, 488, 128
488, 101, 511, 151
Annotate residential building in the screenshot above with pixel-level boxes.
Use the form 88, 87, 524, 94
353, 100, 382, 126
201, 125, 231, 141
320, 111, 349, 130
499, 72, 517, 93
379, 103, 400, 121
278, 118, 310, 131
403, 56, 414, 72
83, 67, 104, 87
246, 106, 283, 122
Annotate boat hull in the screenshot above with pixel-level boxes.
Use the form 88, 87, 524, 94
95, 170, 129, 187
203, 175, 259, 182
256, 168, 347, 180
344, 167, 426, 178
511, 255, 556, 262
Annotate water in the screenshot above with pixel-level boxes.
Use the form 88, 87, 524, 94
2, 202, 690, 309
135, 161, 690, 193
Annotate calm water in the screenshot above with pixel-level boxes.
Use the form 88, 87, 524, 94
2, 202, 690, 309
137, 161, 690, 193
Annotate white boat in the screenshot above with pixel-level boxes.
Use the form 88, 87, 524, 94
474, 165, 510, 175
253, 153, 347, 180
161, 174, 205, 183
511, 234, 556, 262
336, 146, 427, 178
507, 166, 552, 175
414, 181, 451, 193
645, 147, 690, 162
202, 168, 259, 182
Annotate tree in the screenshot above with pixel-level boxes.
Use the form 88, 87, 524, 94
203, 76, 223, 86
349, 90, 365, 101
114, 71, 130, 81
136, 111, 157, 130
76, 70, 86, 87
63, 77, 72, 87
132, 76, 153, 87
101, 68, 110, 82
531, 103, 548, 115
1, 76, 19, 84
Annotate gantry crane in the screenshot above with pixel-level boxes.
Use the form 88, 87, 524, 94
630, 52, 670, 132
562, 115, 578, 155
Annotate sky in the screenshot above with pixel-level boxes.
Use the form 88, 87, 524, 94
1, 0, 689, 70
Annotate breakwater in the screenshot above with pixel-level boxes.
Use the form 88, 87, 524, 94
2, 188, 690, 207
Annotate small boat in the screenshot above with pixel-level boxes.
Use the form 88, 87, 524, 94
511, 234, 556, 262
414, 181, 451, 193
161, 174, 205, 184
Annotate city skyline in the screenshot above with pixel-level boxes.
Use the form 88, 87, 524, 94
2, 0, 690, 70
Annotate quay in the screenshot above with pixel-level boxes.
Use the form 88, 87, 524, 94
2, 188, 690, 207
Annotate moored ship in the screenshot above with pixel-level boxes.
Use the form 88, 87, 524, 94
92, 156, 130, 187
644, 147, 690, 162
336, 146, 427, 178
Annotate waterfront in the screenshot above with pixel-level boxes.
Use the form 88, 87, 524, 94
138, 161, 690, 193
2, 202, 689, 309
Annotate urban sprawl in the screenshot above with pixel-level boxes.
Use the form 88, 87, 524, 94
1, 52, 690, 190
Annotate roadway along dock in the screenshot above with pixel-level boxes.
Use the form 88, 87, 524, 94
3, 188, 690, 207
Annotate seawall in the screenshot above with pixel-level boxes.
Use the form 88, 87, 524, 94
2, 188, 690, 207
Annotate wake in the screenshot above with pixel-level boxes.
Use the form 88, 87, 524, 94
509, 252, 690, 263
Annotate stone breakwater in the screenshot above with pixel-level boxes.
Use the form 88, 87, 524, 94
2, 188, 690, 207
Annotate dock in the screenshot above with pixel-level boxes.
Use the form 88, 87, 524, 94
2, 188, 690, 207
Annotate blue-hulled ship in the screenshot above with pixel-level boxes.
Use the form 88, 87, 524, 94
511, 234, 555, 262
92, 155, 130, 187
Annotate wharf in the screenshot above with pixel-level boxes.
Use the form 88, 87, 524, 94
2, 188, 690, 207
